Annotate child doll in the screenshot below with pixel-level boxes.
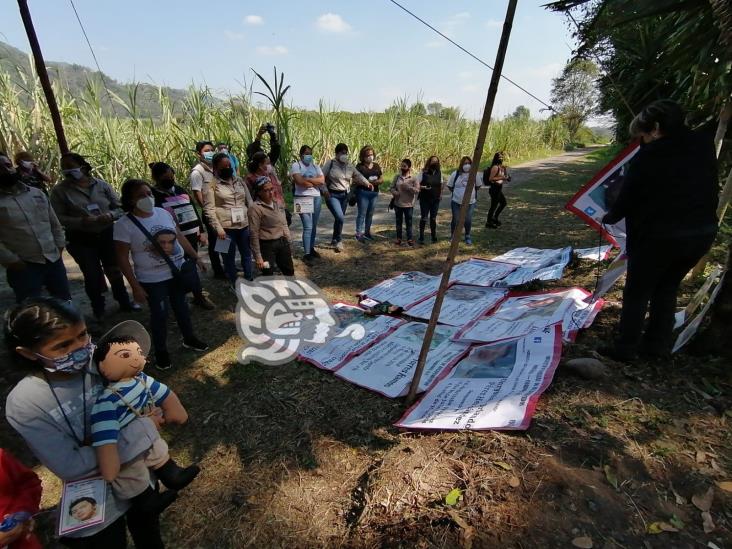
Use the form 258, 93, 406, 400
91, 321, 199, 513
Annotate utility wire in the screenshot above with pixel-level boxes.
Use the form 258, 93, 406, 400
68, 0, 116, 110
387, 0, 555, 112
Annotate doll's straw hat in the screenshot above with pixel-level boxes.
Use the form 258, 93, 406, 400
97, 320, 151, 355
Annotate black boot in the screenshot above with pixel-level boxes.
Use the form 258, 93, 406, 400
131, 486, 178, 515
418, 219, 426, 243
430, 220, 438, 243
155, 459, 200, 490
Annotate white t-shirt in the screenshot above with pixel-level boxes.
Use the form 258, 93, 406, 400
189, 163, 214, 193
289, 161, 323, 197
113, 208, 185, 283
447, 170, 483, 205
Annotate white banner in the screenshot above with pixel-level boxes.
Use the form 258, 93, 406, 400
587, 253, 627, 302
405, 284, 507, 327
449, 258, 517, 287
575, 245, 613, 261
674, 266, 723, 329
456, 288, 603, 344
360, 271, 441, 308
673, 272, 726, 353
491, 247, 572, 287
565, 143, 639, 249
298, 304, 405, 371
395, 324, 563, 431
334, 322, 471, 398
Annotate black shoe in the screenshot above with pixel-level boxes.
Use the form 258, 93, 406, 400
302, 254, 315, 265
182, 336, 209, 352
155, 459, 201, 490
494, 219, 502, 227
155, 351, 172, 371
431, 236, 438, 243
598, 344, 637, 363
213, 271, 228, 280
310, 249, 321, 259
131, 486, 178, 515
119, 302, 142, 313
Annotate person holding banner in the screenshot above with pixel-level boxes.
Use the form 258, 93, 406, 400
485, 151, 510, 228
601, 99, 718, 361
447, 156, 483, 246
289, 146, 325, 264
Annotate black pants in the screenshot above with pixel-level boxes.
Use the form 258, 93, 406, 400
60, 505, 163, 549
67, 228, 132, 316
183, 233, 205, 298
259, 237, 294, 276
487, 184, 507, 222
618, 233, 716, 353
418, 196, 440, 241
202, 217, 225, 276
395, 206, 414, 240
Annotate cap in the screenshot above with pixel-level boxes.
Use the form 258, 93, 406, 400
253, 175, 270, 191
97, 320, 151, 356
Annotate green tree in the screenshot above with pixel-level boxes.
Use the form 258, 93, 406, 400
426, 102, 444, 116
410, 102, 427, 116
511, 105, 530, 120
550, 58, 600, 141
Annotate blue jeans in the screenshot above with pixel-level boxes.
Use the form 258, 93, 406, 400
140, 278, 195, 359
356, 188, 379, 236
325, 191, 348, 243
450, 201, 476, 238
6, 257, 71, 303
298, 195, 322, 255
223, 227, 253, 282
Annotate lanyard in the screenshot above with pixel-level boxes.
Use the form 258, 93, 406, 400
43, 371, 89, 447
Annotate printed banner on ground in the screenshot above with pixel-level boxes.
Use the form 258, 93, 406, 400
566, 143, 639, 249
298, 304, 405, 370
575, 245, 613, 261
359, 271, 441, 308
491, 247, 573, 287
673, 271, 726, 353
334, 322, 471, 398
674, 266, 723, 329
449, 258, 517, 287
456, 288, 603, 344
395, 324, 563, 431
405, 284, 507, 327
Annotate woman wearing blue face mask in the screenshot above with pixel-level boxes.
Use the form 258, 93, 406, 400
4, 298, 165, 548
50, 153, 139, 319
289, 145, 325, 263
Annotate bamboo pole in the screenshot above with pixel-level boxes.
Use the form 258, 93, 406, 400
405, 0, 518, 405
17, 0, 69, 155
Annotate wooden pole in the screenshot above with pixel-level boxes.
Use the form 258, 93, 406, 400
405, 0, 519, 405
17, 0, 69, 155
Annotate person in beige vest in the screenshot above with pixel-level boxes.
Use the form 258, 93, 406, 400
389, 159, 420, 246
248, 176, 294, 277
203, 153, 254, 287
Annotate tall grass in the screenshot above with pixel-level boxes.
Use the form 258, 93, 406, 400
0, 66, 570, 190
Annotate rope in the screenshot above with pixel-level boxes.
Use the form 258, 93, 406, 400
387, 0, 555, 112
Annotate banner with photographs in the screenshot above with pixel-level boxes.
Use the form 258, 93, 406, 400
298, 304, 405, 371
334, 322, 471, 398
404, 284, 507, 327
359, 271, 441, 308
395, 324, 563, 431
491, 247, 573, 287
449, 258, 517, 287
566, 143, 640, 249
456, 288, 604, 344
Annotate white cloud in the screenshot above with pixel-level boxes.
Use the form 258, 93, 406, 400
244, 15, 264, 26
224, 30, 245, 41
442, 11, 471, 36
461, 84, 479, 92
256, 45, 288, 56
453, 12, 470, 19
316, 13, 352, 33
425, 40, 444, 48
515, 63, 563, 79
485, 19, 502, 28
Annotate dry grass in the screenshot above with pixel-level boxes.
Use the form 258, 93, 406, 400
2, 147, 731, 548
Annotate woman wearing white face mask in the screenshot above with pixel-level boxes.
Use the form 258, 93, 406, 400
113, 179, 209, 370
14, 150, 51, 193
50, 152, 139, 319
447, 155, 483, 246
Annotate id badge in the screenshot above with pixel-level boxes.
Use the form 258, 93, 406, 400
230, 207, 245, 223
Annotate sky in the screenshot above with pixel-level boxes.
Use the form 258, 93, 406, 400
0, 1, 576, 120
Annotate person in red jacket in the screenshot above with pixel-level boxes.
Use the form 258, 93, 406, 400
0, 449, 42, 549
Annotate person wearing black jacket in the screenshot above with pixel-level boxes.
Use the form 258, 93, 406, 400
416, 156, 443, 244
150, 162, 215, 310
601, 99, 719, 361
245, 124, 281, 165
